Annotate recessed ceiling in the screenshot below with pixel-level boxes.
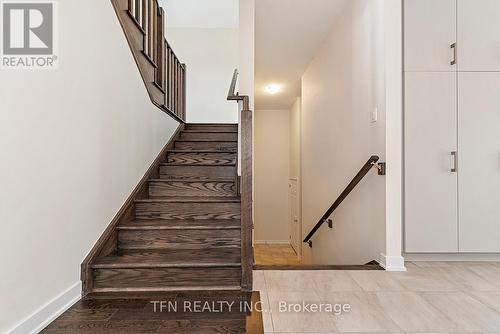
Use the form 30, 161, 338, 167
256, 0, 348, 109
159, 0, 239, 29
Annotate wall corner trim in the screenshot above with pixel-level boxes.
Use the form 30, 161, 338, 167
8, 282, 81, 334
379, 253, 406, 272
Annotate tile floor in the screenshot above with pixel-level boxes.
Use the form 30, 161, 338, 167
254, 261, 500, 333
255, 244, 302, 266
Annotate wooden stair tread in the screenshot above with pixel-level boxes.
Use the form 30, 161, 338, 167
149, 178, 235, 183
167, 150, 237, 153
91, 286, 242, 293
175, 139, 237, 143
181, 130, 238, 134
118, 219, 241, 230
93, 249, 241, 269
84, 290, 251, 300
135, 196, 240, 203
161, 163, 237, 166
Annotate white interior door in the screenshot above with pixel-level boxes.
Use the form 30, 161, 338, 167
405, 72, 458, 253
289, 179, 300, 255
404, 0, 457, 72
458, 0, 500, 71
458, 73, 500, 252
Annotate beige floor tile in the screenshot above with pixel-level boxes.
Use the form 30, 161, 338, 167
264, 270, 315, 293
348, 271, 405, 292
428, 266, 500, 292
467, 291, 500, 313
421, 291, 500, 332
465, 265, 500, 290
311, 271, 363, 293
259, 289, 274, 333
254, 270, 267, 292
390, 268, 460, 292
267, 290, 338, 333
319, 291, 401, 333
375, 291, 459, 332
410, 261, 453, 268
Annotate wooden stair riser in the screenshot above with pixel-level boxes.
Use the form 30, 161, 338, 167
135, 202, 241, 220
149, 180, 236, 197
174, 141, 237, 151
167, 152, 237, 165
180, 132, 238, 141
160, 165, 236, 180
186, 124, 238, 131
118, 229, 241, 249
119, 219, 241, 230
93, 267, 241, 290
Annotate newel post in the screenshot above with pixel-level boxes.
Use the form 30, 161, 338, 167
240, 106, 253, 291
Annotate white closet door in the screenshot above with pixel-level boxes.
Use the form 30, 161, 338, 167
404, 0, 457, 72
458, 0, 500, 71
405, 72, 458, 253
458, 73, 500, 252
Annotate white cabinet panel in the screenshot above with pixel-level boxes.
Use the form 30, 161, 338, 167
405, 72, 458, 253
458, 73, 500, 252
404, 0, 457, 72
458, 0, 500, 71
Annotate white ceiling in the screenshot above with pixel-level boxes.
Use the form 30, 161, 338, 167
255, 0, 348, 109
159, 0, 239, 29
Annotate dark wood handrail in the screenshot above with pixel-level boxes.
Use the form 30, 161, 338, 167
111, 0, 187, 122
303, 156, 381, 246
227, 69, 253, 291
227, 69, 250, 111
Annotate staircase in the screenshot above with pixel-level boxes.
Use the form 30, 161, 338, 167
85, 124, 246, 295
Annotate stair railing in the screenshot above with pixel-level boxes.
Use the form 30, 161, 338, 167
303, 156, 386, 247
111, 0, 186, 122
227, 69, 253, 291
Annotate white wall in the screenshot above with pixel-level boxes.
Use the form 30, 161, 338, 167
290, 97, 301, 179
239, 0, 256, 110
254, 109, 290, 243
301, 0, 386, 265
0, 0, 179, 332
167, 28, 239, 123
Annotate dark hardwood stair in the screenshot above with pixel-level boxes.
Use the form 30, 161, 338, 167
167, 150, 237, 165
174, 140, 238, 151
84, 124, 245, 296
118, 219, 241, 230
149, 179, 237, 197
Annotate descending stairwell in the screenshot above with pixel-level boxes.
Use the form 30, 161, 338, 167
83, 124, 250, 295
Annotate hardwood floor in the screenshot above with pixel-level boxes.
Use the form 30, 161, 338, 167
254, 244, 302, 266
42, 292, 263, 334
254, 244, 384, 270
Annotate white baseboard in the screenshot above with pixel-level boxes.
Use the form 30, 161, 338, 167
379, 253, 406, 271
8, 281, 81, 334
404, 253, 500, 262
254, 240, 290, 245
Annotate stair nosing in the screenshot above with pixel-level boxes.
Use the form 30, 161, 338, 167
117, 225, 241, 230
167, 150, 237, 153
134, 198, 240, 203
161, 163, 237, 167
149, 178, 235, 183
181, 130, 238, 134
91, 286, 242, 293
92, 262, 241, 269
175, 140, 238, 143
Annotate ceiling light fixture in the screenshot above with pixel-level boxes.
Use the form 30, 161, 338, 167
265, 84, 282, 95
